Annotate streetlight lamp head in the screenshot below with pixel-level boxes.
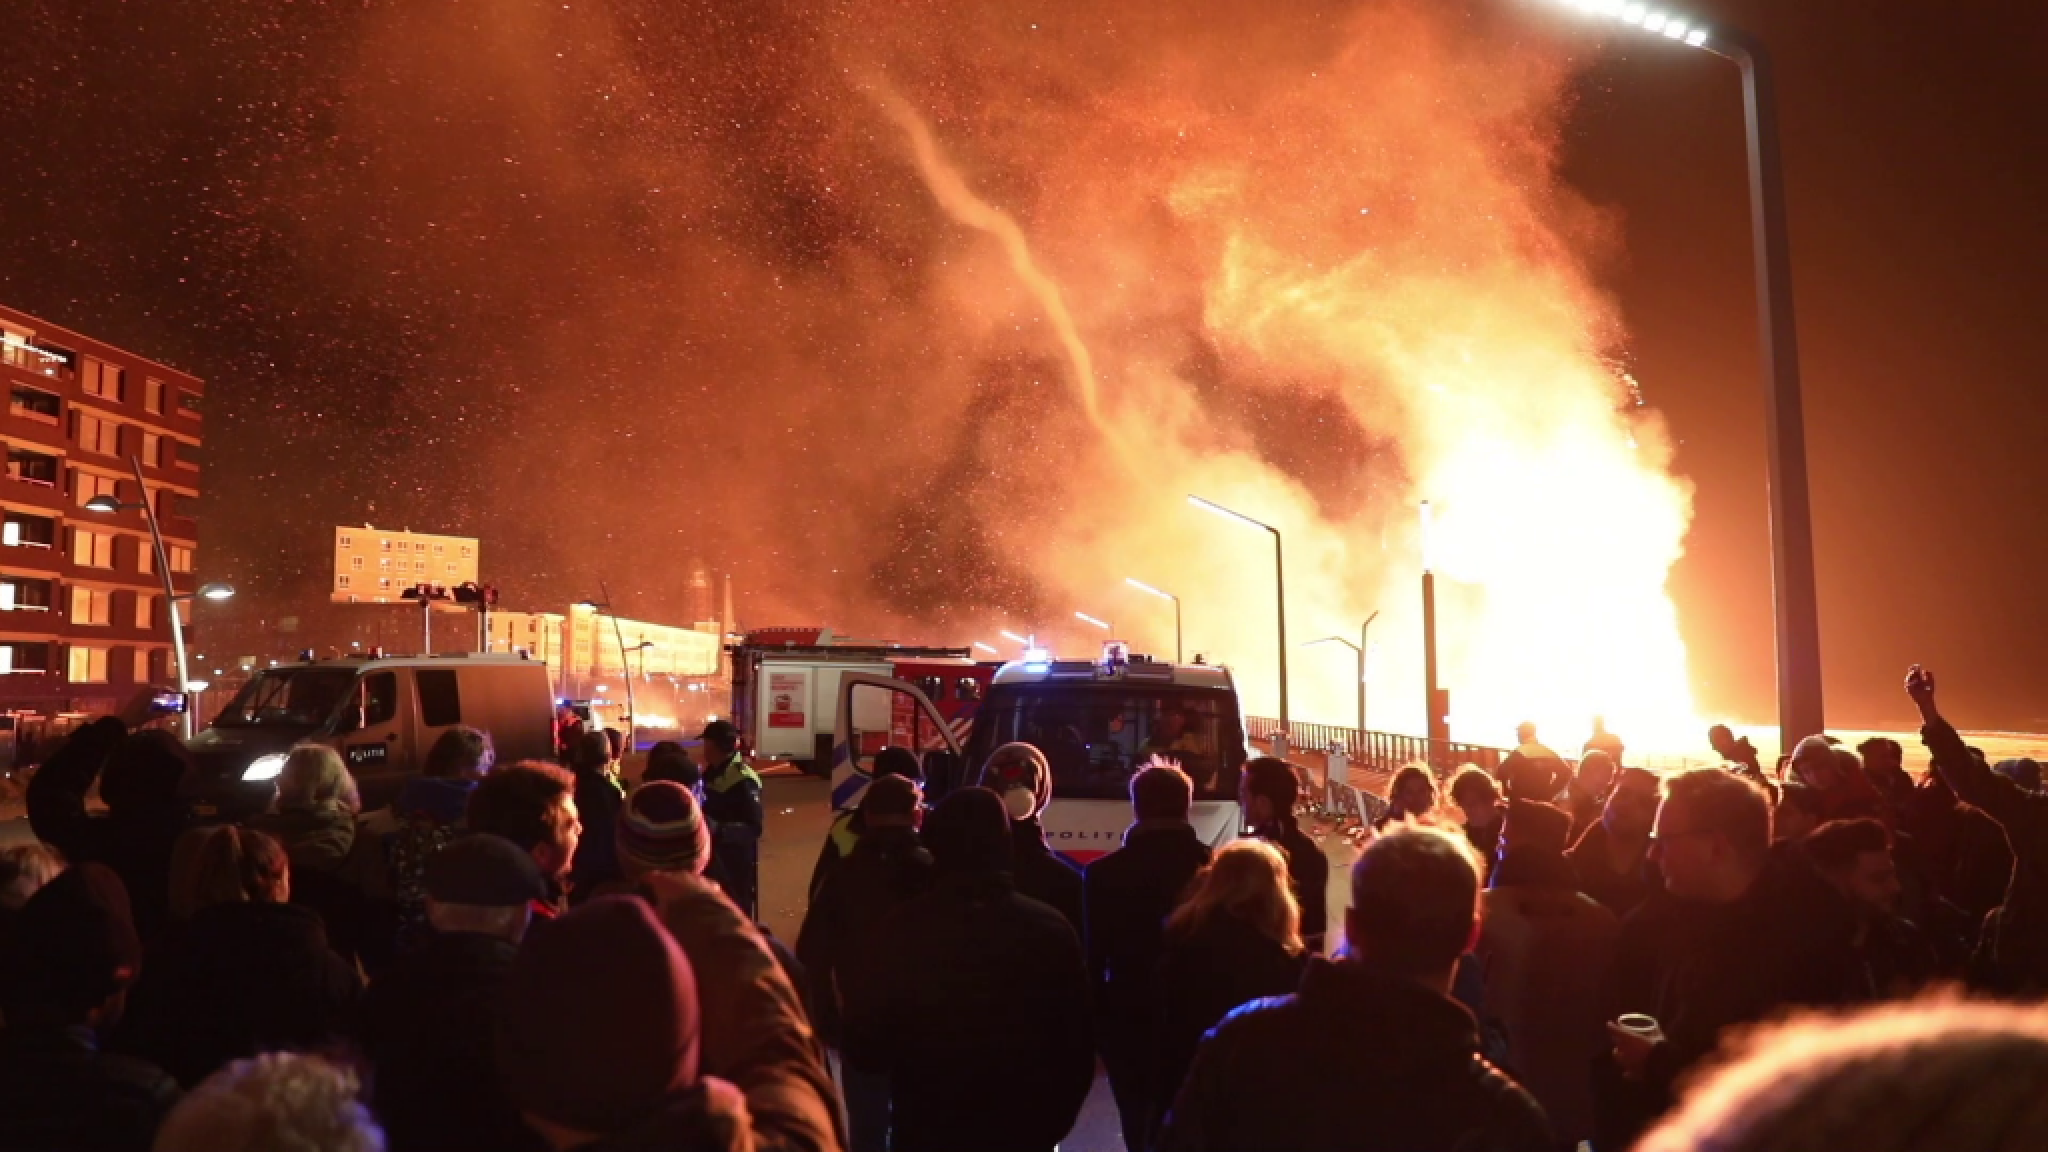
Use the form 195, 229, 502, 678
83, 495, 121, 514
1075, 611, 1111, 631
1125, 577, 1175, 602
197, 582, 235, 601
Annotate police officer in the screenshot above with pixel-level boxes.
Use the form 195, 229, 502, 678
697, 719, 764, 917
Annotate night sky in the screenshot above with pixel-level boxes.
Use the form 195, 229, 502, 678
3, 0, 2043, 731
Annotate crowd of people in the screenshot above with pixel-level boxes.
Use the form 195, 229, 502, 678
5, 664, 2048, 1150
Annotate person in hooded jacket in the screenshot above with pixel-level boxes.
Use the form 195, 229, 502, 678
358, 834, 550, 1152
255, 743, 372, 967
1157, 823, 1551, 1152
27, 714, 195, 946
809, 745, 922, 904
1243, 757, 1330, 952
565, 730, 625, 905
116, 825, 360, 1088
497, 896, 753, 1152
797, 773, 933, 1152
0, 862, 180, 1152
1475, 799, 1619, 1149
842, 787, 1094, 1152
1149, 838, 1308, 1145
1083, 761, 1213, 1152
980, 741, 1085, 935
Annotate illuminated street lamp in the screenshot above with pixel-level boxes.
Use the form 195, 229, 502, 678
1190, 494, 1289, 734
577, 581, 637, 752
1305, 609, 1379, 733
1533, 0, 1824, 749
83, 460, 220, 738
972, 641, 1000, 656
999, 629, 1031, 646
1074, 610, 1112, 633
1125, 577, 1183, 663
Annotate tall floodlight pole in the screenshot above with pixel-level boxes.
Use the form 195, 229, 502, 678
579, 583, 637, 753
1189, 495, 1288, 734
1306, 609, 1378, 733
1124, 577, 1183, 663
1421, 502, 1446, 753
1532, 0, 1823, 752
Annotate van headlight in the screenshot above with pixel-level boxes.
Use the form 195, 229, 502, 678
242, 753, 288, 782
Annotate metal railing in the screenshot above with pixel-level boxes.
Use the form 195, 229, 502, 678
1247, 715, 1508, 776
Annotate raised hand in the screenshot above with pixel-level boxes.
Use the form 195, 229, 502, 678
1905, 665, 1938, 719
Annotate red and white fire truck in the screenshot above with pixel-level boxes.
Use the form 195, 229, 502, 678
726, 628, 996, 776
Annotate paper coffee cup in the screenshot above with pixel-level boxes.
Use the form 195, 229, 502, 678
1615, 1013, 1660, 1037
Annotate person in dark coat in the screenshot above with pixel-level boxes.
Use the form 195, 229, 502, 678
797, 774, 932, 1152
1150, 838, 1308, 1144
981, 741, 1086, 935
1906, 665, 2048, 994
1450, 766, 1508, 880
359, 834, 549, 1152
466, 761, 583, 919
1377, 764, 1441, 829
1567, 766, 1662, 917
1562, 750, 1617, 844
1158, 823, 1551, 1152
809, 745, 923, 904
565, 730, 625, 904
1499, 722, 1570, 803
1241, 756, 1330, 952
118, 826, 361, 1088
0, 863, 180, 1152
27, 716, 195, 945
1598, 768, 1863, 1150
1084, 762, 1214, 1152
841, 787, 1094, 1152
1804, 817, 1938, 998
497, 896, 753, 1152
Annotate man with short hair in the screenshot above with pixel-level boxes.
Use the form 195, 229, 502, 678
359, 834, 548, 1152
1158, 824, 1551, 1152
619, 781, 846, 1152
1805, 818, 1937, 998
698, 720, 764, 918
466, 761, 583, 917
1564, 750, 1617, 842
1241, 757, 1329, 952
798, 775, 934, 1151
0, 862, 180, 1152
1084, 762, 1213, 1152
1597, 769, 1861, 1148
1567, 766, 1662, 917
1500, 721, 1569, 803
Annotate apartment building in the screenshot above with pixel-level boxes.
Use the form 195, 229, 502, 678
0, 303, 202, 716
331, 525, 480, 603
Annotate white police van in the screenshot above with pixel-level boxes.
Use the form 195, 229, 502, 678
831, 645, 1247, 864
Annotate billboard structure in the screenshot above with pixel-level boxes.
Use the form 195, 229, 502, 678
332, 525, 480, 603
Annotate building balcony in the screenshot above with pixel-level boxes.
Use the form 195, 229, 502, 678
0, 340, 73, 381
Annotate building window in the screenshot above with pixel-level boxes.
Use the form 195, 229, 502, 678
141, 432, 163, 468
70, 586, 112, 626
145, 378, 166, 414
337, 573, 352, 590
7, 448, 59, 486
339, 534, 353, 549
177, 391, 201, 416
378, 577, 391, 590
134, 592, 153, 629
73, 471, 121, 509
413, 560, 425, 573
80, 358, 124, 401
350, 556, 363, 571
75, 411, 120, 456
154, 489, 177, 520
1, 578, 52, 612
137, 543, 153, 575
71, 529, 114, 569
67, 646, 109, 683
3, 514, 55, 549
460, 545, 473, 558
380, 538, 392, 552
433, 542, 445, 555
10, 385, 60, 422
169, 545, 193, 574
444, 563, 455, 575
133, 649, 151, 684
378, 557, 390, 571
0, 642, 51, 673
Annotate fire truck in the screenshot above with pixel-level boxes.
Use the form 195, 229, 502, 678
726, 628, 996, 776
831, 642, 1250, 866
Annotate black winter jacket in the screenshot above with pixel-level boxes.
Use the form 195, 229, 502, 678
0, 1026, 180, 1152
119, 900, 361, 1087
1151, 911, 1307, 1135
841, 869, 1094, 1152
25, 719, 193, 945
795, 824, 934, 1047
1084, 822, 1212, 1022
359, 931, 544, 1152
1257, 819, 1330, 951
1010, 815, 1086, 936
1923, 715, 2048, 993
1158, 957, 1552, 1152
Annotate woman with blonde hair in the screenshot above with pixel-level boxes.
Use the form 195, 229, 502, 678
1148, 838, 1309, 1144
256, 744, 361, 875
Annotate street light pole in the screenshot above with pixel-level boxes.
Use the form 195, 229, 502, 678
1124, 577, 1183, 663
1189, 495, 1288, 734
1305, 610, 1377, 733
125, 456, 190, 737
1530, 3, 1824, 765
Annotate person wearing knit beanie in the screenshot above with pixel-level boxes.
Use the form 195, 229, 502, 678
979, 742, 1052, 821
617, 781, 711, 880
978, 742, 1083, 936
497, 896, 715, 1144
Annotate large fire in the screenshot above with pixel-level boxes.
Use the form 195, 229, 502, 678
869, 6, 1701, 748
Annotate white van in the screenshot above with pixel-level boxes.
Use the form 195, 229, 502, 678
189, 653, 555, 815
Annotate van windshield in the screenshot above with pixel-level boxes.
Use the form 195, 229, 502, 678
214, 667, 358, 729
969, 685, 1244, 801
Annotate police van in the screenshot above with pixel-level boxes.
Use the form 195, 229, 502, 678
832, 644, 1248, 864
188, 652, 555, 815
